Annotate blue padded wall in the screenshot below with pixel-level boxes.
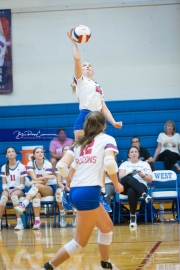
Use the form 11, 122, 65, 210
0, 98, 179, 170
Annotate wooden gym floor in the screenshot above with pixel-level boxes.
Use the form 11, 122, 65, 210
0, 214, 180, 270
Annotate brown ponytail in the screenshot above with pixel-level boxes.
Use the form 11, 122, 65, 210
5, 160, 10, 176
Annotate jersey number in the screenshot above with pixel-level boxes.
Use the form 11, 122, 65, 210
10, 175, 16, 181
37, 174, 42, 178
79, 140, 95, 156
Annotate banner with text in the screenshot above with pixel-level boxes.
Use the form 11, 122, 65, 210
0, 129, 58, 141
0, 9, 12, 94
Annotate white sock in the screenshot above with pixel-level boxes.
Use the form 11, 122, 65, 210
17, 218, 22, 223
22, 199, 29, 207
35, 217, 40, 221
49, 262, 55, 269
101, 187, 105, 193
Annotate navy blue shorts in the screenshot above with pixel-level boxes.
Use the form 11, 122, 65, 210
48, 185, 56, 194
70, 186, 101, 210
9, 187, 25, 193
73, 109, 91, 131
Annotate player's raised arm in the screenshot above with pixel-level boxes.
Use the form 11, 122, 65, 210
67, 29, 82, 79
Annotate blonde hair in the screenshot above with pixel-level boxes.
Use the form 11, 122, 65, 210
71, 77, 76, 94
164, 120, 176, 135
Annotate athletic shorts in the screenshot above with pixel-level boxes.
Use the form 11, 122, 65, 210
47, 185, 56, 194
73, 109, 91, 130
70, 186, 101, 210
9, 186, 25, 193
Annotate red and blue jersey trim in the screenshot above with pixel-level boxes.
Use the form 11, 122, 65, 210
45, 168, 52, 173
21, 171, 27, 176
105, 144, 118, 151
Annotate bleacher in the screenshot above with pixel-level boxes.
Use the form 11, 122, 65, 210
0, 97, 180, 171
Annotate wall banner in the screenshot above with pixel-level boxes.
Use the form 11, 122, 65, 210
0, 9, 12, 94
0, 129, 58, 141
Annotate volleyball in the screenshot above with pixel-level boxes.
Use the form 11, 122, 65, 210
72, 25, 91, 43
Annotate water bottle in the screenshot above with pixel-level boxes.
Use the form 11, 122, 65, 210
159, 204, 164, 222
21, 213, 27, 229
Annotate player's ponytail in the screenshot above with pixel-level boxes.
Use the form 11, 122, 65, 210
71, 76, 77, 94
5, 160, 10, 176
73, 111, 105, 148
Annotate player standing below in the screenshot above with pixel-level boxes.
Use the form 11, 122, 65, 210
0, 147, 27, 230
41, 111, 124, 270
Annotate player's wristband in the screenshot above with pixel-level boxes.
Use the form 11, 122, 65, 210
2, 184, 8, 190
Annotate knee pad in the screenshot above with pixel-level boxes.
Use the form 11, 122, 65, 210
32, 198, 41, 207
11, 195, 19, 206
56, 193, 62, 202
64, 239, 82, 257
104, 156, 117, 175
57, 161, 69, 178
97, 231, 113, 245
27, 186, 39, 197
0, 195, 8, 206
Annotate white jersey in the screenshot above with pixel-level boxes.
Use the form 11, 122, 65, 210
70, 133, 118, 187
27, 160, 56, 185
74, 76, 104, 111
119, 160, 152, 187
0, 162, 27, 188
157, 133, 180, 154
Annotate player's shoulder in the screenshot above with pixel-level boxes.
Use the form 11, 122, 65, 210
44, 159, 52, 166
99, 133, 115, 140
27, 160, 33, 166
17, 162, 26, 169
1, 164, 5, 170
95, 133, 115, 144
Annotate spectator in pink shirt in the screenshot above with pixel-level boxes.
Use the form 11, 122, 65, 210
49, 128, 73, 173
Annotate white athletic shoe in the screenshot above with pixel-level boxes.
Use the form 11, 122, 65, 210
60, 212, 67, 228
72, 212, 77, 227
14, 221, 24, 230
129, 215, 137, 227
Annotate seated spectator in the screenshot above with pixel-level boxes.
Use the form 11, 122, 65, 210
0, 147, 26, 230
119, 146, 152, 228
153, 120, 180, 173
14, 147, 56, 230
55, 145, 77, 228
129, 136, 155, 171
49, 128, 73, 173
104, 173, 116, 207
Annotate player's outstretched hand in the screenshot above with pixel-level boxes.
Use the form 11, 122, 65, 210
113, 121, 123, 129
115, 182, 124, 193
67, 28, 75, 42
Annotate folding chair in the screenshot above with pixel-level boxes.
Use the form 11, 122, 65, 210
115, 193, 148, 224
150, 170, 180, 223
